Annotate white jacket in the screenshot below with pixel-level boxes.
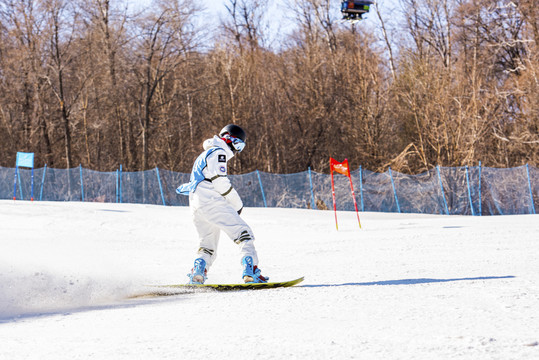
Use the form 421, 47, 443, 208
189, 136, 243, 212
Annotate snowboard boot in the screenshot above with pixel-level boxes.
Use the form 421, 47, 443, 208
241, 256, 269, 283
188, 258, 207, 284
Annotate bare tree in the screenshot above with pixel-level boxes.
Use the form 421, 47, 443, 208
0, 0, 56, 166
77, 0, 131, 168
129, 0, 202, 170
374, 1, 397, 80
0, 0, 536, 173
41, 0, 93, 169
222, 0, 270, 52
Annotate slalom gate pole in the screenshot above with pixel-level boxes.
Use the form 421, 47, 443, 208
348, 176, 361, 229
330, 168, 338, 230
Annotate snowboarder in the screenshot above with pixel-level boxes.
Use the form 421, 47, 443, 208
176, 124, 268, 284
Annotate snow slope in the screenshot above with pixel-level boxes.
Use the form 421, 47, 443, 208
0, 200, 538, 359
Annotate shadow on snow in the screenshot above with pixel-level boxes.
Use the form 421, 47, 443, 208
301, 275, 515, 288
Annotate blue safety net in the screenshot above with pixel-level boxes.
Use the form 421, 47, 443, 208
1, 164, 537, 216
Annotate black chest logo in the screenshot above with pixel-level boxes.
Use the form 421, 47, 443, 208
218, 154, 226, 163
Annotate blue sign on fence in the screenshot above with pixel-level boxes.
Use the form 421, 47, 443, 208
16, 152, 35, 168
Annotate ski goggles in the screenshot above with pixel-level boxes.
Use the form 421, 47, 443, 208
223, 134, 245, 153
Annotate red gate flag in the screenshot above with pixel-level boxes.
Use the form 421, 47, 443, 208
330, 158, 350, 177
330, 157, 361, 230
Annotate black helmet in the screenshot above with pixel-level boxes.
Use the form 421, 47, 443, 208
219, 124, 247, 153
219, 124, 246, 142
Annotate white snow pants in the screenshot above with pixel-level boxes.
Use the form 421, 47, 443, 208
189, 192, 258, 271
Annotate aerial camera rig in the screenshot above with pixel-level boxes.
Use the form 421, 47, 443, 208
340, 0, 374, 22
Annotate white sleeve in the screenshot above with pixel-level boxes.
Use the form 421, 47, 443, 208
213, 178, 243, 211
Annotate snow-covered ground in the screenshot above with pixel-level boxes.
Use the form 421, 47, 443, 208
0, 200, 538, 359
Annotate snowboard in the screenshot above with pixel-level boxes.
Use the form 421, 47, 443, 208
133, 277, 304, 298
